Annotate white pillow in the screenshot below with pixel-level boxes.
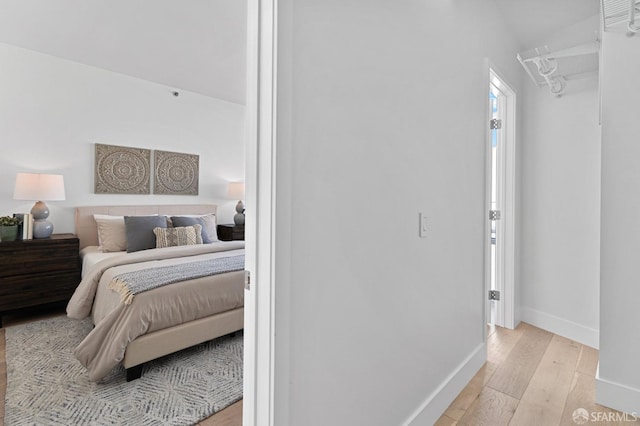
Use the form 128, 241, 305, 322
93, 214, 126, 252
169, 213, 218, 242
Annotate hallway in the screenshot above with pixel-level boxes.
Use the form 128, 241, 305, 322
436, 323, 639, 425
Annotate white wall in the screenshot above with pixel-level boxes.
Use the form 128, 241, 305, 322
0, 42, 246, 230
273, 1, 522, 424
519, 78, 601, 348
597, 31, 640, 414
516, 14, 601, 348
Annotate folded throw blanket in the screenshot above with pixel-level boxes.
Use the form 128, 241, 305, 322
109, 254, 245, 305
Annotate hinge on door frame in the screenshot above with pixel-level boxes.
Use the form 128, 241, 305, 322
488, 290, 500, 301
244, 270, 251, 290
490, 118, 502, 130
489, 210, 501, 221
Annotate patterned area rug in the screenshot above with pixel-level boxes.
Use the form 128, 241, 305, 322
4, 315, 243, 425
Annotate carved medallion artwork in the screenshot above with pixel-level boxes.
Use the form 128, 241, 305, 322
95, 144, 151, 194
153, 150, 199, 195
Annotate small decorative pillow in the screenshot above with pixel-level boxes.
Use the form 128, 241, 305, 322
154, 224, 203, 248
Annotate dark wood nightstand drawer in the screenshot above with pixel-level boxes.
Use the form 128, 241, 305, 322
217, 224, 245, 241
0, 233, 80, 319
0, 271, 80, 311
0, 239, 79, 277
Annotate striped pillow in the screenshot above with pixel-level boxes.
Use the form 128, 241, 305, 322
153, 224, 203, 248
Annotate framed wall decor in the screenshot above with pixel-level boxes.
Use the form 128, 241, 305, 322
153, 150, 199, 195
94, 143, 151, 194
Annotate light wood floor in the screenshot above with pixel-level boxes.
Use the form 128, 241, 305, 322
437, 322, 639, 426
0, 307, 241, 426
1, 313, 636, 426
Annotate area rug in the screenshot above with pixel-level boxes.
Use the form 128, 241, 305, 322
4, 315, 243, 425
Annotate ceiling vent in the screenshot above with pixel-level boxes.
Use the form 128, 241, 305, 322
602, 0, 640, 34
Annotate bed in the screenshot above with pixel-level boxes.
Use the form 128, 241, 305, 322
67, 204, 245, 382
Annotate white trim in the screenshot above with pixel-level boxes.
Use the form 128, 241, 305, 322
501, 72, 517, 331
485, 62, 517, 331
596, 364, 640, 415
493, 78, 507, 327
489, 78, 510, 327
483, 62, 492, 336
403, 344, 487, 425
519, 306, 599, 349
244, 0, 277, 425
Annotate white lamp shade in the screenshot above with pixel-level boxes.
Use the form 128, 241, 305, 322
13, 173, 66, 201
227, 182, 245, 200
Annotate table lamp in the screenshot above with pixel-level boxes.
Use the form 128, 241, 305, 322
227, 182, 245, 225
13, 173, 66, 238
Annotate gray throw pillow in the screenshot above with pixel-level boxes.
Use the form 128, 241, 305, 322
124, 215, 168, 252
170, 216, 212, 243
171, 214, 219, 244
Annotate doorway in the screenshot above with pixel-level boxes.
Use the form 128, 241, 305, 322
486, 67, 517, 330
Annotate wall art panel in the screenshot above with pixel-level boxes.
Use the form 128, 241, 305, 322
94, 143, 151, 194
153, 150, 199, 195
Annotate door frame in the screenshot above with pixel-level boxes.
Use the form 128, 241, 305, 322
244, 0, 278, 424
484, 62, 517, 331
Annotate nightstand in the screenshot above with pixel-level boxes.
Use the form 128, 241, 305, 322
217, 224, 245, 241
0, 233, 80, 327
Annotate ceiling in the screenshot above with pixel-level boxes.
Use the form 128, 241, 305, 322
0, 1, 601, 104
0, 0, 247, 104
494, 0, 601, 49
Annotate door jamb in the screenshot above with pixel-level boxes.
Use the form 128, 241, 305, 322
244, 0, 278, 424
484, 61, 517, 332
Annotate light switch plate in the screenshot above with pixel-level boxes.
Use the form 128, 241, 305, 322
419, 212, 427, 238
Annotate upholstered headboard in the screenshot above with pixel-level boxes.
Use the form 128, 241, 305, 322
75, 204, 217, 249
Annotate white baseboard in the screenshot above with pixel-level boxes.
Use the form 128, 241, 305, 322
519, 306, 599, 349
403, 343, 486, 425
596, 363, 640, 415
